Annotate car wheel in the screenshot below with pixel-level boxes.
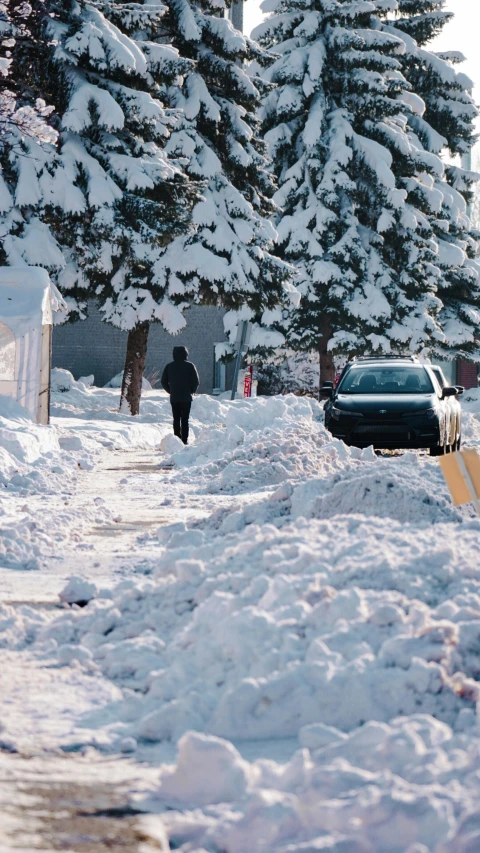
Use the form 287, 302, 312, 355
451, 420, 457, 448
430, 441, 449, 456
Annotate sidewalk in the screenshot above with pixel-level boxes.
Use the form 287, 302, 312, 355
0, 443, 251, 850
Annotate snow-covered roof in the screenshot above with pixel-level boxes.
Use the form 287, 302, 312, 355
0, 267, 66, 335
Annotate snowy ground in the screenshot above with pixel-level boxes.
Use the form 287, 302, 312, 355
2, 374, 480, 851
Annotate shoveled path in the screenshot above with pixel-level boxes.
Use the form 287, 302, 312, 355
0, 750, 167, 853
0, 445, 239, 851
1, 446, 234, 606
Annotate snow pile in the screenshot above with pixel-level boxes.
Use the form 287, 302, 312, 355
0, 436, 74, 570
6, 388, 479, 713
59, 576, 97, 606
51, 367, 83, 393
51, 369, 172, 451
0, 393, 59, 465
155, 723, 480, 853
0, 518, 53, 571
2, 385, 480, 850
166, 395, 328, 493
160, 434, 184, 453
458, 390, 480, 451
104, 372, 152, 390
462, 388, 480, 411
32, 511, 480, 747
50, 373, 326, 461
291, 450, 467, 525
0, 402, 112, 570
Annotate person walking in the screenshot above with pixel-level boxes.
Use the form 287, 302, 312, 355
161, 346, 200, 444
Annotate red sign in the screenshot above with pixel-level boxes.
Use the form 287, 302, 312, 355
243, 365, 253, 398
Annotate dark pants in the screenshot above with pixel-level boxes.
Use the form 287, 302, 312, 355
171, 401, 191, 444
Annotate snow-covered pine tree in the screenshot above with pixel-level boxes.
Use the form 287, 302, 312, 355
384, 1, 480, 361
0, 1, 66, 288
256, 0, 452, 381
0, 1, 56, 142
1, 0, 202, 414
152, 0, 295, 351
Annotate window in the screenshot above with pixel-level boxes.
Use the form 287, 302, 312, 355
0, 322, 15, 381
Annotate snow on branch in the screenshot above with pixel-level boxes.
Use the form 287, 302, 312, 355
0, 91, 57, 145
0, 1, 57, 144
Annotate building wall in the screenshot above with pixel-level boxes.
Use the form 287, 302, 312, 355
456, 359, 479, 390
52, 304, 229, 393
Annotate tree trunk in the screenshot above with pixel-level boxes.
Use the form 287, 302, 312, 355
319, 315, 335, 390
119, 321, 150, 416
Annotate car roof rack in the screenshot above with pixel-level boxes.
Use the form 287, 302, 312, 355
350, 355, 420, 363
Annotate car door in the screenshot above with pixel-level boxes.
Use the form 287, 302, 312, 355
428, 369, 449, 446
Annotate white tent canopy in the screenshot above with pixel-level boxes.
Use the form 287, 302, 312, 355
0, 267, 67, 423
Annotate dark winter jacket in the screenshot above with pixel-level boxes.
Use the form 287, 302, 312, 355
161, 346, 200, 403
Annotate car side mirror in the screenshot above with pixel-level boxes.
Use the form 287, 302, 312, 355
441, 386, 458, 399
455, 385, 465, 396
320, 386, 333, 398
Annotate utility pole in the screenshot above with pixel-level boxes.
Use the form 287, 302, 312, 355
228, 0, 247, 400
456, 90, 477, 388
231, 320, 250, 400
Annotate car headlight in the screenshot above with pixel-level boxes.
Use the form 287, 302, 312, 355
331, 407, 362, 420
412, 408, 438, 419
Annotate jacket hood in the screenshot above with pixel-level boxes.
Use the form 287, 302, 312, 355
173, 346, 188, 361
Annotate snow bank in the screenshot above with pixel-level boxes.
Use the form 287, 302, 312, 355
0, 390, 61, 496
51, 368, 171, 451
104, 371, 152, 390
156, 717, 480, 853
0, 408, 109, 569
59, 576, 97, 605
2, 383, 480, 850
32, 510, 480, 744
462, 388, 480, 411
0, 395, 73, 569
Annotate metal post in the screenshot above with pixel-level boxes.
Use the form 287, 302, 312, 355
228, 0, 243, 32
231, 320, 249, 400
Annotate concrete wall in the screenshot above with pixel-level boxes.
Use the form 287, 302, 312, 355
52, 304, 229, 393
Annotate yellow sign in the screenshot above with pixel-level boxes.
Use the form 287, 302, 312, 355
439, 450, 480, 515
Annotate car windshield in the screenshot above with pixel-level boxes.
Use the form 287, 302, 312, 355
338, 366, 434, 395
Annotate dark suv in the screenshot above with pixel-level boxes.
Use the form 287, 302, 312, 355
322, 357, 461, 454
